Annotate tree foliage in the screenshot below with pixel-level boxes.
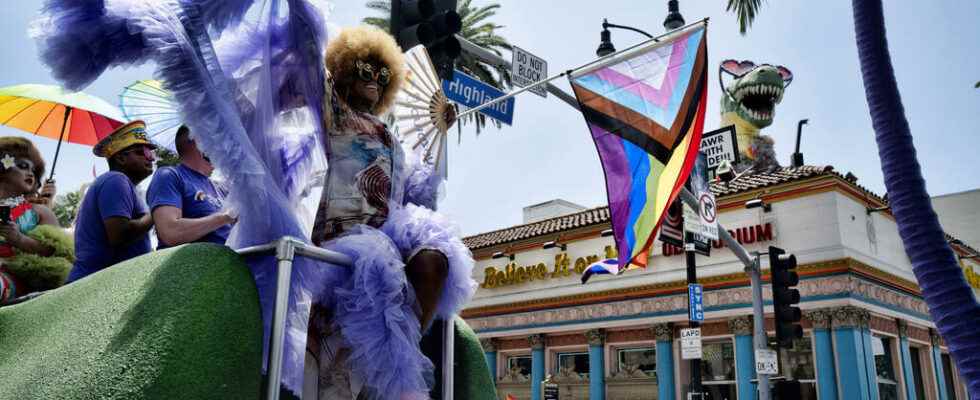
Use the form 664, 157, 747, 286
52, 188, 83, 228
363, 0, 513, 133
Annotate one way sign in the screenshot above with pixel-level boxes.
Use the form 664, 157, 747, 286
688, 284, 704, 322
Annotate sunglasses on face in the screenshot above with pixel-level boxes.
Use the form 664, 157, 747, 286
355, 60, 391, 86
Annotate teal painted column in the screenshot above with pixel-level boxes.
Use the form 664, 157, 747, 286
729, 316, 757, 400
586, 329, 606, 400
861, 325, 880, 400
807, 309, 839, 400
931, 330, 949, 400
481, 338, 498, 383
529, 334, 545, 400
832, 306, 874, 400
653, 323, 676, 400
898, 321, 917, 400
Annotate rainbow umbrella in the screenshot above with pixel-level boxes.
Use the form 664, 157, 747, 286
0, 84, 126, 179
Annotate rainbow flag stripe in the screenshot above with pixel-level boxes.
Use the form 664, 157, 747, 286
570, 24, 708, 269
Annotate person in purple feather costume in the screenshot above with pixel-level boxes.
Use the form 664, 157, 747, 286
305, 25, 477, 400
30, 0, 475, 398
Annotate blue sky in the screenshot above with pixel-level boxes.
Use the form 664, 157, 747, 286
2, 1, 978, 236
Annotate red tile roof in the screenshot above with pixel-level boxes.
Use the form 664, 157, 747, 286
463, 165, 843, 250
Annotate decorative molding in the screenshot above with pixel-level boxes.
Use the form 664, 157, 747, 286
480, 338, 497, 352
607, 328, 654, 344
831, 306, 870, 329
547, 333, 587, 347
528, 334, 545, 349
908, 325, 931, 343
585, 329, 606, 346
804, 309, 833, 329
897, 320, 909, 338
651, 323, 674, 341
461, 256, 925, 319
870, 315, 899, 334
727, 316, 754, 336
497, 337, 530, 350
701, 321, 730, 337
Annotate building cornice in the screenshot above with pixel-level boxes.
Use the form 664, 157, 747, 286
462, 258, 917, 319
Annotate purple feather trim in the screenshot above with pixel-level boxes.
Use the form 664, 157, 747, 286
321, 227, 434, 400
31, 0, 150, 90
403, 160, 444, 211
380, 203, 477, 320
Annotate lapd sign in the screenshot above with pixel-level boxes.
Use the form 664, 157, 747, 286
700, 126, 739, 174
512, 46, 548, 98
680, 328, 702, 359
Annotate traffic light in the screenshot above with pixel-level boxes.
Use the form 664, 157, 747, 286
390, 0, 462, 80
774, 379, 802, 399
769, 246, 802, 348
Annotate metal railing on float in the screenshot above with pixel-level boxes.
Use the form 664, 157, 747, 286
237, 236, 455, 400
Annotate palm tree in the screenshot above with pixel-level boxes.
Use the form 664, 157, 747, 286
729, 0, 980, 393
364, 0, 513, 133
52, 188, 83, 228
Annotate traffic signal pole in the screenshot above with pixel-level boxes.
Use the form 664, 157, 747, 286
685, 244, 704, 397
751, 252, 773, 400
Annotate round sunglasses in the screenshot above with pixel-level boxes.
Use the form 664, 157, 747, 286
355, 60, 391, 86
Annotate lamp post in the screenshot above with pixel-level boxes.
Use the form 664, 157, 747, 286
792, 119, 809, 167
595, 19, 654, 57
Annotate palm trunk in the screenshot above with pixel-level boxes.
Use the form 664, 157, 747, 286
853, 0, 980, 395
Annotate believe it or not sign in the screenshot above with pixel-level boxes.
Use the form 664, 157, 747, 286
688, 283, 705, 322
755, 348, 779, 375
443, 69, 515, 125
680, 328, 702, 360
511, 45, 548, 98
700, 125, 740, 174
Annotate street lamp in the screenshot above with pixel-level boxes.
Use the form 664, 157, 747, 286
663, 0, 686, 30
595, 18, 654, 57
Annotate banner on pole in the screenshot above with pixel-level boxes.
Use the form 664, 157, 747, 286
569, 22, 709, 270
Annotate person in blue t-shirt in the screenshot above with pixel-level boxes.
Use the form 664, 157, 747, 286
67, 121, 156, 283
146, 126, 234, 249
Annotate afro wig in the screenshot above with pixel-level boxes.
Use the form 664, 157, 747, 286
325, 25, 406, 116
0, 136, 46, 183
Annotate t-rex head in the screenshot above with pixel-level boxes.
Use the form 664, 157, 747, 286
719, 60, 793, 129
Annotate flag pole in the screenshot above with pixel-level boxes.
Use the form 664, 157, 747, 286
455, 18, 708, 121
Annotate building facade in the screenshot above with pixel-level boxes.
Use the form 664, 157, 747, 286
461, 166, 979, 400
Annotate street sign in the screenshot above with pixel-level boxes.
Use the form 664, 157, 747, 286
511, 46, 548, 98
688, 283, 705, 322
680, 328, 702, 359
543, 382, 559, 400
755, 348, 779, 375
700, 125, 740, 176
442, 69, 515, 125
684, 194, 718, 240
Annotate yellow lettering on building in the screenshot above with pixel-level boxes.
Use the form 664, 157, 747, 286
482, 249, 616, 289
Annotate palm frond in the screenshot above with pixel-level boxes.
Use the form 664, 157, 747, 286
363, 17, 389, 30
726, 0, 765, 35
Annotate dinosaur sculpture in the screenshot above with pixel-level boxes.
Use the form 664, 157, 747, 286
719, 60, 793, 173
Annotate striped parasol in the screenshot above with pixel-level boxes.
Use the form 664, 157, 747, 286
0, 84, 125, 179
119, 80, 181, 151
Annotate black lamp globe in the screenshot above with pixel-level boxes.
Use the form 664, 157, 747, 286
596, 27, 616, 57
663, 0, 685, 30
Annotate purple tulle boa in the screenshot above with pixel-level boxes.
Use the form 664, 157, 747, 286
380, 203, 477, 320
403, 160, 443, 211
319, 228, 434, 399
316, 203, 475, 399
